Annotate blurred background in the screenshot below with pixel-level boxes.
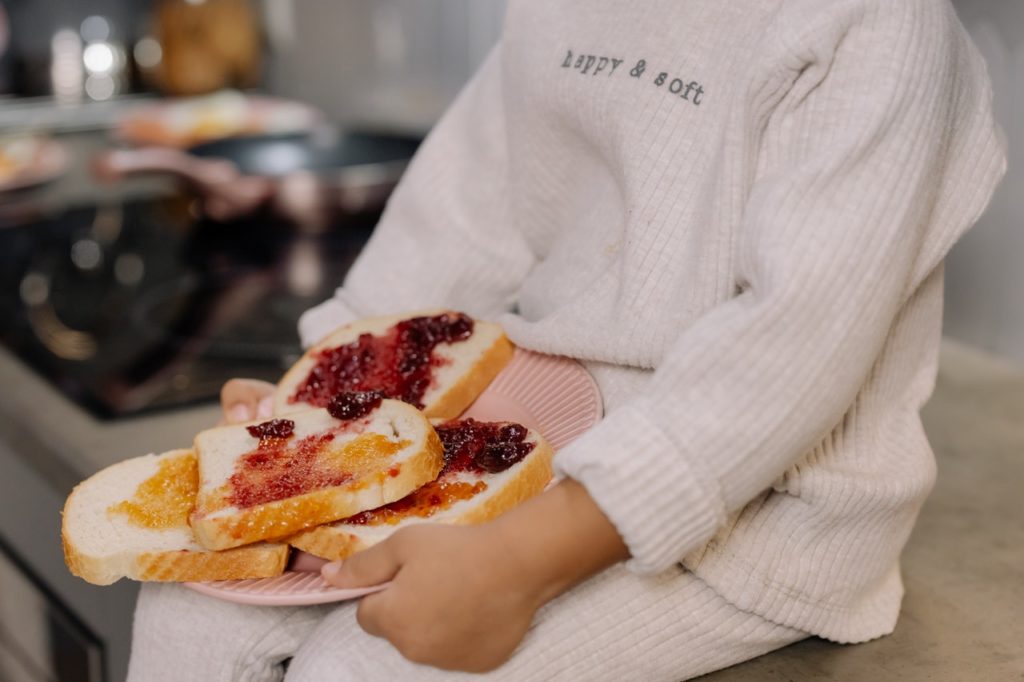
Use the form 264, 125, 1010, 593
943, 0, 1024, 367
0, 2, 506, 680
0, 0, 505, 128
0, 1, 1018, 681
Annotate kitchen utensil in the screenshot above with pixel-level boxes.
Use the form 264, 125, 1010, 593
92, 131, 419, 225
0, 136, 70, 194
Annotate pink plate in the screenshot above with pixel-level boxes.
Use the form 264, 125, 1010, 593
184, 561, 388, 606
184, 350, 603, 606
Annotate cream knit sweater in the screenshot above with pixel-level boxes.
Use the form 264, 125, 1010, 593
300, 0, 1005, 644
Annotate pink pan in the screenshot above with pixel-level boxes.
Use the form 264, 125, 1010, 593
184, 349, 603, 606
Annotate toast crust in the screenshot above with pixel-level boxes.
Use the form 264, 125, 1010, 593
62, 535, 289, 585
62, 524, 125, 586
285, 516, 371, 560
423, 333, 514, 419
274, 310, 513, 418
289, 435, 554, 561
133, 544, 289, 582
454, 437, 553, 526
60, 450, 290, 585
191, 426, 445, 551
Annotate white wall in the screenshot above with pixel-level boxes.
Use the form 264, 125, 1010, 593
946, 1, 1024, 366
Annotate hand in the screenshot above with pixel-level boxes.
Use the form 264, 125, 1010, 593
324, 523, 542, 672
322, 479, 630, 672
219, 378, 275, 425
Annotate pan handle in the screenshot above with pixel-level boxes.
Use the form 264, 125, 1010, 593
92, 148, 274, 220
92, 147, 240, 186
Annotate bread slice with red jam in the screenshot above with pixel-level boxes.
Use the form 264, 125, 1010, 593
288, 418, 553, 561
62, 449, 289, 585
274, 310, 514, 419
190, 396, 444, 551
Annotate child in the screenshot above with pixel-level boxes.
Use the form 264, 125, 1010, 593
128, 0, 1005, 679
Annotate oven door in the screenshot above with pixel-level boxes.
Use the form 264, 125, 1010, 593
0, 434, 138, 682
0, 537, 104, 682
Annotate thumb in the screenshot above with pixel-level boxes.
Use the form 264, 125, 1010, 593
220, 378, 276, 424
321, 541, 402, 589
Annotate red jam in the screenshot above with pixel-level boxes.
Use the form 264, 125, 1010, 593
343, 419, 534, 526
289, 312, 474, 409
246, 419, 295, 440
227, 432, 350, 509
327, 391, 384, 420
436, 419, 534, 475
224, 431, 408, 510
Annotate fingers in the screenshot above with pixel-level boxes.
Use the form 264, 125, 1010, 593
220, 378, 276, 424
355, 592, 391, 639
256, 395, 273, 418
321, 540, 403, 590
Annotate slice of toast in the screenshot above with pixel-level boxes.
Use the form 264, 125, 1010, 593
191, 399, 444, 551
62, 449, 288, 585
275, 310, 514, 419
289, 419, 553, 561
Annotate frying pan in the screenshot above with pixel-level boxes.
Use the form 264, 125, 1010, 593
93, 132, 420, 226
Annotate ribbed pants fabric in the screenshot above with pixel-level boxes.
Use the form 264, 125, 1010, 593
128, 567, 806, 682
127, 584, 330, 682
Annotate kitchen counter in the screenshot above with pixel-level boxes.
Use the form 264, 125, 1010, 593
0, 340, 221, 493
0, 341, 219, 682
1, 338, 1021, 680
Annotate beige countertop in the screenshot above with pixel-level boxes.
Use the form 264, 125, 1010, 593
705, 339, 1024, 680
1, 338, 1021, 679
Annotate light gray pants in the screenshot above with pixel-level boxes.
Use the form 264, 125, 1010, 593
127, 564, 806, 681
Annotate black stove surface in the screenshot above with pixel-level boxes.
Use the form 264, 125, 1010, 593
0, 195, 377, 418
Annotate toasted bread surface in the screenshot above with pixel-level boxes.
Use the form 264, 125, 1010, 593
289, 424, 553, 561
191, 402, 444, 551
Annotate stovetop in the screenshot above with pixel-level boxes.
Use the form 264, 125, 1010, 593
0, 195, 377, 418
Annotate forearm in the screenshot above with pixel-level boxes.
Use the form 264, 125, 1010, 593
492, 478, 630, 605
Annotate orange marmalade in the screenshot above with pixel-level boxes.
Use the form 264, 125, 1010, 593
107, 453, 198, 529
345, 479, 487, 526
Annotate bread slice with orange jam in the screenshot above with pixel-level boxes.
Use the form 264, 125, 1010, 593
61, 449, 288, 585
289, 418, 553, 561
274, 310, 514, 419
190, 397, 444, 551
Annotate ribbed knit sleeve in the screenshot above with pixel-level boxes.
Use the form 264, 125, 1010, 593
298, 44, 535, 348
555, 1, 1006, 573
